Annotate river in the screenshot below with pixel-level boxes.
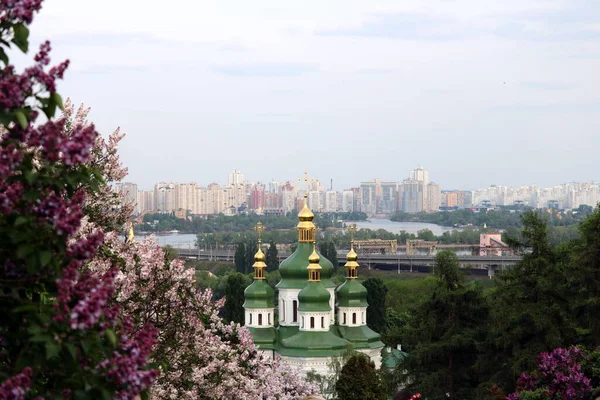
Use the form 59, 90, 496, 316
135, 219, 456, 248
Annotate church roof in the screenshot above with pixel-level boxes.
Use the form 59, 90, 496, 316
336, 279, 368, 307
243, 279, 275, 309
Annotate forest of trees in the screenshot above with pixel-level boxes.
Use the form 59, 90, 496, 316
192, 207, 600, 399
137, 211, 368, 233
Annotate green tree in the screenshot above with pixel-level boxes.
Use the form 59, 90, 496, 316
266, 240, 279, 272
568, 207, 600, 344
478, 211, 576, 393
223, 272, 250, 324
319, 240, 338, 269
398, 250, 489, 399
163, 244, 179, 262
335, 354, 386, 400
363, 277, 388, 334
245, 240, 258, 274
234, 241, 246, 273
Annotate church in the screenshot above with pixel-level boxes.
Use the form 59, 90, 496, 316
243, 198, 384, 376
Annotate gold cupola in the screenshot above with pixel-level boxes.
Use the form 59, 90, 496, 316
345, 224, 359, 279
297, 194, 316, 243
252, 222, 267, 279
307, 242, 322, 282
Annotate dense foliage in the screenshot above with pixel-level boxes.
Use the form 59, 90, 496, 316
362, 278, 388, 334
0, 3, 157, 398
391, 206, 594, 230
139, 211, 367, 234
335, 354, 386, 400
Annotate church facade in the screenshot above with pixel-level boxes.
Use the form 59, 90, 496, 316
243, 200, 384, 376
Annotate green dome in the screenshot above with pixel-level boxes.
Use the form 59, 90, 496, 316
318, 250, 336, 288
336, 279, 368, 308
277, 243, 312, 289
243, 279, 274, 309
298, 282, 331, 312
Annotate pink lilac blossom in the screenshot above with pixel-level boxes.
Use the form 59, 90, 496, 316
0, 0, 43, 24
508, 347, 591, 400
0, 367, 32, 400
87, 233, 318, 399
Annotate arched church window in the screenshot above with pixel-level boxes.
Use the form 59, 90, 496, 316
250, 314, 252, 325
321, 316, 324, 328
343, 313, 346, 324
268, 313, 271, 325
352, 313, 356, 325
293, 300, 298, 322
282, 300, 285, 322
310, 317, 315, 329
258, 314, 262, 326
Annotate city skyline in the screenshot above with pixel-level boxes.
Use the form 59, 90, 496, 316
117, 166, 600, 217
31, 0, 600, 191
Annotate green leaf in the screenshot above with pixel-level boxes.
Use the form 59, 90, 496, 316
39, 251, 52, 267
14, 216, 28, 227
0, 47, 8, 65
30, 334, 52, 343
65, 343, 78, 360
42, 94, 57, 119
12, 23, 29, 52
16, 244, 35, 259
45, 341, 60, 360
15, 109, 27, 129
105, 329, 117, 347
140, 390, 149, 400
52, 92, 64, 111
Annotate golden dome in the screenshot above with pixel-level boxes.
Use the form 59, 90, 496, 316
254, 248, 266, 264
346, 247, 358, 262
308, 247, 321, 264
298, 203, 314, 222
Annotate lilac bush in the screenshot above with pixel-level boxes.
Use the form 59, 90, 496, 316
0, 1, 157, 398
508, 347, 591, 400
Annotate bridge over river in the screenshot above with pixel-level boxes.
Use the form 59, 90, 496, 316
172, 248, 522, 278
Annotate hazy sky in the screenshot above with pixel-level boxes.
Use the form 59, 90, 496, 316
24, 0, 600, 190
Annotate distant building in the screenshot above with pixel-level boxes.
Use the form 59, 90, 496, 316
154, 182, 176, 212
401, 179, 423, 213
341, 190, 354, 212
426, 183, 441, 212
325, 191, 338, 212
114, 182, 138, 212
360, 180, 378, 215
137, 190, 154, 214
480, 233, 510, 256
228, 170, 244, 186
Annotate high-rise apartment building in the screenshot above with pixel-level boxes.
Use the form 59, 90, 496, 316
426, 183, 441, 212
250, 184, 266, 210
228, 170, 244, 186
325, 191, 338, 212
307, 191, 322, 212
175, 183, 198, 213
154, 182, 176, 212
137, 190, 155, 214
342, 190, 354, 212
401, 179, 423, 213
360, 180, 379, 215
115, 182, 138, 212
410, 166, 429, 185
380, 182, 397, 214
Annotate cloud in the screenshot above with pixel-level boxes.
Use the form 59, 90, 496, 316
211, 63, 317, 77
491, 2, 600, 41
50, 32, 170, 47
73, 65, 148, 74
519, 81, 577, 91
316, 12, 473, 40
356, 68, 400, 74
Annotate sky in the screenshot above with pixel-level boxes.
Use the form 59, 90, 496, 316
21, 0, 600, 190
